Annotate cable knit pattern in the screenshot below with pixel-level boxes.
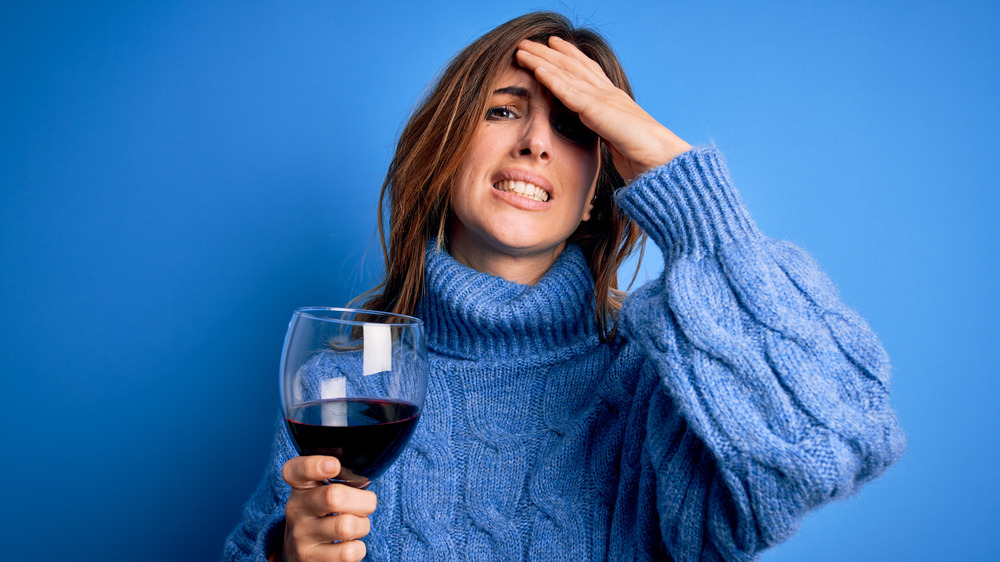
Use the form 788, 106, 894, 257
223, 147, 904, 561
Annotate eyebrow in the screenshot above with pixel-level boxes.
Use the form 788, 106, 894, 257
491, 86, 529, 98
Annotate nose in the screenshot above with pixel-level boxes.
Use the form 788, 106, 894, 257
515, 111, 552, 162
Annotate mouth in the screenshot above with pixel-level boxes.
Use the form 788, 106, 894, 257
492, 179, 550, 202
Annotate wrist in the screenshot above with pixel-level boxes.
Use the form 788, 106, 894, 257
652, 128, 692, 168
622, 128, 692, 182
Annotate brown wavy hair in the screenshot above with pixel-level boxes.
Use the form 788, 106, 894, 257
360, 11, 646, 341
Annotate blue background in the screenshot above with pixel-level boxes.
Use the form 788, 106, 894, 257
2, 1, 997, 560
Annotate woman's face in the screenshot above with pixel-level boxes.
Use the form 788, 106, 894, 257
448, 63, 600, 278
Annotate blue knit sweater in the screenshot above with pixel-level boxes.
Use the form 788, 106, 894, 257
224, 147, 905, 561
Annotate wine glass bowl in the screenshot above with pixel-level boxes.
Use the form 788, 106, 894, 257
280, 307, 427, 488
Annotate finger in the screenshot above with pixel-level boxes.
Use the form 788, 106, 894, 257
519, 46, 652, 126
514, 49, 587, 107
282, 455, 341, 489
516, 39, 611, 89
545, 36, 609, 78
313, 539, 367, 562
310, 513, 372, 542
515, 48, 615, 120
515, 42, 619, 104
297, 483, 378, 518
285, 537, 368, 562
287, 511, 371, 545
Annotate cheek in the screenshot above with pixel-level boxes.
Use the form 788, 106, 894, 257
461, 125, 504, 170
570, 146, 601, 201
451, 140, 492, 203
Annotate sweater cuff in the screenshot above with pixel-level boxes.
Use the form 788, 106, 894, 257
615, 146, 761, 262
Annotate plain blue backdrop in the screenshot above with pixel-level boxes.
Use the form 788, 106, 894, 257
2, 1, 997, 560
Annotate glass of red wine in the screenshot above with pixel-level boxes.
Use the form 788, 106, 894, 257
280, 307, 427, 489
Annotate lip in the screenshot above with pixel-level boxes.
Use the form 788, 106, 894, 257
490, 169, 555, 211
492, 168, 554, 199
491, 185, 551, 211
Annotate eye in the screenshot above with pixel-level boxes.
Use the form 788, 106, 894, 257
553, 113, 597, 145
485, 105, 519, 120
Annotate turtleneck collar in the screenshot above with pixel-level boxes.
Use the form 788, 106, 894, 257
415, 241, 599, 361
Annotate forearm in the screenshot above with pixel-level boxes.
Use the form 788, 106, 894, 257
617, 147, 905, 556
224, 416, 295, 561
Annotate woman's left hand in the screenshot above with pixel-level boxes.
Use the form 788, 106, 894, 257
515, 36, 691, 182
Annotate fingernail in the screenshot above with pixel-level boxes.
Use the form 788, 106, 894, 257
321, 459, 338, 474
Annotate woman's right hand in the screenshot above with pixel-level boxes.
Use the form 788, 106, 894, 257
280, 455, 377, 562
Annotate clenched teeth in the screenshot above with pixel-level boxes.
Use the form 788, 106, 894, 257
493, 179, 550, 202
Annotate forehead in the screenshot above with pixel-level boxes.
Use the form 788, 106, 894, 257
489, 64, 546, 97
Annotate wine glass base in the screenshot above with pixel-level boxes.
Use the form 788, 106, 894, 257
323, 477, 371, 489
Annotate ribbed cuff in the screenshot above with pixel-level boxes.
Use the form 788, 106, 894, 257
615, 146, 761, 263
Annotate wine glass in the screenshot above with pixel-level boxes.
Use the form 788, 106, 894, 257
280, 307, 427, 489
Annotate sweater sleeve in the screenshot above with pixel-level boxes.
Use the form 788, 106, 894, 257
614, 147, 906, 560
222, 414, 296, 561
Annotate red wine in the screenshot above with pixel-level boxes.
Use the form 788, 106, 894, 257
286, 398, 420, 487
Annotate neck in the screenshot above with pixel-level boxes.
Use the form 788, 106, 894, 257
447, 238, 566, 286
418, 240, 598, 360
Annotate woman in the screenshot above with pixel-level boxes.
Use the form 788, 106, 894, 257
225, 12, 905, 561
